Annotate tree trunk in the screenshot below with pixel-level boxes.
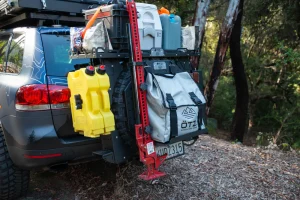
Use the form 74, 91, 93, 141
230, 0, 248, 142
296, 0, 300, 41
191, 0, 211, 69
205, 0, 240, 115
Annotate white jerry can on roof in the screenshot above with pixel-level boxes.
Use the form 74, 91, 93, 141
136, 3, 162, 50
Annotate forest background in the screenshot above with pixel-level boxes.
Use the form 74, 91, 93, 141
142, 0, 300, 150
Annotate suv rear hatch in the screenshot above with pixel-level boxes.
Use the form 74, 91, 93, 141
41, 28, 89, 137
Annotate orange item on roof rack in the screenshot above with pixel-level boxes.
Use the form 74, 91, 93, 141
81, 6, 102, 39
158, 7, 170, 15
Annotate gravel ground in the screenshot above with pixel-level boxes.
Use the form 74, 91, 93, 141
22, 135, 300, 200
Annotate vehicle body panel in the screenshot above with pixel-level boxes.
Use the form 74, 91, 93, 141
0, 27, 105, 169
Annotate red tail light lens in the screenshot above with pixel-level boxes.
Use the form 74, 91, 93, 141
24, 153, 62, 159
49, 85, 71, 104
16, 85, 48, 105
16, 84, 70, 111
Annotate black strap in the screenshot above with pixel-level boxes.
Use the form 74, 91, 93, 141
169, 62, 183, 75
166, 93, 178, 137
197, 107, 203, 130
189, 92, 204, 130
189, 92, 203, 105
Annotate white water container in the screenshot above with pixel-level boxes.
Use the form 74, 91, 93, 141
136, 3, 162, 50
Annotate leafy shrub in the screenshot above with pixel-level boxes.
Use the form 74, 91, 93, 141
208, 76, 236, 130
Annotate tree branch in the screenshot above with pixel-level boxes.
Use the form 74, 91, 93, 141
273, 108, 297, 144
250, 95, 285, 104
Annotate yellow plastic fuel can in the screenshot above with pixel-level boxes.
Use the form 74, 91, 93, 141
67, 65, 115, 138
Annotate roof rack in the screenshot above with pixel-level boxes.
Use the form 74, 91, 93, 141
0, 0, 108, 29
70, 47, 200, 60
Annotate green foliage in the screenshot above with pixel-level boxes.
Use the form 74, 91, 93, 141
207, 118, 218, 135
248, 40, 300, 147
256, 132, 273, 146
140, 0, 196, 25
0, 41, 6, 63
197, 0, 300, 148
292, 139, 300, 150
231, 139, 240, 144
208, 76, 236, 130
280, 143, 290, 151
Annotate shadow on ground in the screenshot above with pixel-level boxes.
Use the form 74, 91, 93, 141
20, 135, 300, 200
21, 160, 119, 200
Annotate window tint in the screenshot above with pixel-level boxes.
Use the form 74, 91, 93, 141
0, 34, 11, 73
6, 33, 25, 74
41, 34, 89, 76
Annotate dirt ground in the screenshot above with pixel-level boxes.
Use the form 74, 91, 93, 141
21, 135, 300, 200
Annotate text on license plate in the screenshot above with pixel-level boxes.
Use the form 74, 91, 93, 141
156, 141, 184, 159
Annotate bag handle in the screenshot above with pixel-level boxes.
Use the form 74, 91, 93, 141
155, 74, 175, 78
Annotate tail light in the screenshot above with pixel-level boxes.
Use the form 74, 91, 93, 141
24, 153, 62, 159
16, 84, 70, 111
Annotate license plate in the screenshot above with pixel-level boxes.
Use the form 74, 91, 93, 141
156, 141, 184, 159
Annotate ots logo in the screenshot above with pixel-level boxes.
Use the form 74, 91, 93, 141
182, 107, 196, 119
181, 107, 198, 130
181, 120, 197, 129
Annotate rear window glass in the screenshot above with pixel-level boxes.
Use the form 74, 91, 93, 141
41, 34, 89, 76
0, 34, 11, 72
7, 33, 25, 74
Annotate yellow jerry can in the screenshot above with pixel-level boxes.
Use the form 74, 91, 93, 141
67, 66, 115, 138
95, 65, 115, 133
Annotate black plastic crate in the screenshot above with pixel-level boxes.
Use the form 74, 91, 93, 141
84, 3, 129, 51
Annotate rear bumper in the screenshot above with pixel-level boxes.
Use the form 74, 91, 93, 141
1, 112, 106, 169
1, 112, 135, 169
7, 131, 135, 170
8, 142, 102, 170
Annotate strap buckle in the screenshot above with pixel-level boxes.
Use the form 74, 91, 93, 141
140, 83, 147, 91
166, 94, 177, 110
189, 92, 202, 105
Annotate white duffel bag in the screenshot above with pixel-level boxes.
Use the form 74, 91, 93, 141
146, 72, 206, 143
82, 20, 113, 52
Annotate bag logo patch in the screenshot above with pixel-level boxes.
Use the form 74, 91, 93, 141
182, 107, 196, 119
181, 120, 197, 130
181, 107, 198, 131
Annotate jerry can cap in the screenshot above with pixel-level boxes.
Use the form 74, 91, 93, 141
97, 65, 106, 75
169, 14, 176, 23
85, 66, 95, 76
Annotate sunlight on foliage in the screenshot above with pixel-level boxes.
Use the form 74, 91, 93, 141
197, 0, 300, 148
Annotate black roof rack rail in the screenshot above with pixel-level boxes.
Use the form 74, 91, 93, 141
0, 0, 108, 29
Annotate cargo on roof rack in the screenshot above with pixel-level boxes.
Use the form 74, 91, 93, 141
0, 0, 109, 28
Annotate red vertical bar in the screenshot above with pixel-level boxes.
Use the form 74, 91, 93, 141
126, 0, 166, 180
